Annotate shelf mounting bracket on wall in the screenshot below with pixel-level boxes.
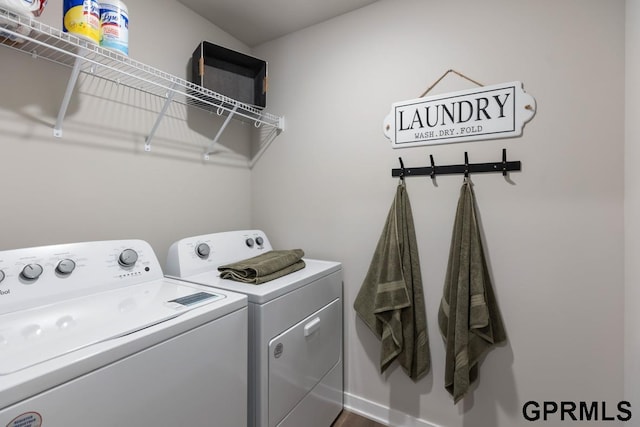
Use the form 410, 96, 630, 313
53, 54, 85, 138
203, 104, 239, 160
145, 79, 178, 151
249, 117, 285, 168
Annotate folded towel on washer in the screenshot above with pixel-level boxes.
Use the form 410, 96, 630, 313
353, 181, 430, 381
438, 178, 506, 403
218, 249, 306, 284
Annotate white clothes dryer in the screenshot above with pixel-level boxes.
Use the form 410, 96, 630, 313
0, 239, 248, 427
166, 230, 343, 427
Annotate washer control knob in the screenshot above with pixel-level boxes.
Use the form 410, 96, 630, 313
255, 236, 264, 246
21, 263, 44, 280
0, 270, 5, 284
245, 238, 254, 248
56, 259, 76, 275
118, 249, 138, 268
195, 243, 210, 259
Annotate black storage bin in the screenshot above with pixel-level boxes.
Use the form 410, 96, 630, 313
192, 41, 267, 109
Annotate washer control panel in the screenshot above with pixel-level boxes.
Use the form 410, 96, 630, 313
165, 230, 273, 277
0, 240, 163, 314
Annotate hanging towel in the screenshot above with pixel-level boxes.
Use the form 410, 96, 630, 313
438, 178, 507, 403
354, 181, 430, 381
218, 249, 305, 284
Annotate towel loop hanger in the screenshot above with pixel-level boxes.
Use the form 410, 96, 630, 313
464, 152, 469, 178
429, 154, 436, 180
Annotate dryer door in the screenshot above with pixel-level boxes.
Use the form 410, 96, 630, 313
268, 298, 341, 427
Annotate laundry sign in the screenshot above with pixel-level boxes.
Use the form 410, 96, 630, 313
383, 81, 536, 148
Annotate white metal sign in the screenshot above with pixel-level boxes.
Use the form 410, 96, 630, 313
383, 81, 536, 148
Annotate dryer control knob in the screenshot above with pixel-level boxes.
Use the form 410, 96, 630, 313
255, 236, 264, 246
195, 243, 210, 259
118, 249, 138, 267
21, 263, 43, 280
0, 270, 5, 284
245, 238, 254, 248
56, 259, 76, 275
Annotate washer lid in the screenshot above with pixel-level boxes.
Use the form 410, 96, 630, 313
0, 280, 224, 375
173, 259, 341, 304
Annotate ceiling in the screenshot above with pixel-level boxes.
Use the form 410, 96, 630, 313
178, 0, 379, 47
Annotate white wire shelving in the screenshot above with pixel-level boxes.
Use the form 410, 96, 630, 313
0, 7, 284, 166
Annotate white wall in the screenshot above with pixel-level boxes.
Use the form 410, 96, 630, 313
626, 0, 640, 414
0, 0, 256, 260
253, 1, 625, 426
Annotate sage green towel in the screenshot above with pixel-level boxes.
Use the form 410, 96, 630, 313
354, 182, 430, 381
438, 179, 506, 403
218, 249, 305, 284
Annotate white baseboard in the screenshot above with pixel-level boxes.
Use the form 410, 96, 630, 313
344, 392, 441, 427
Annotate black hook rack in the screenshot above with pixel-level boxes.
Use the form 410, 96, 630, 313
391, 149, 521, 179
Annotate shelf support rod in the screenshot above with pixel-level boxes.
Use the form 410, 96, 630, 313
144, 80, 178, 151
54, 54, 85, 138
249, 118, 285, 169
204, 104, 239, 160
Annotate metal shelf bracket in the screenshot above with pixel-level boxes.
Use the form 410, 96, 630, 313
145, 80, 178, 151
53, 54, 84, 138
204, 104, 239, 160
249, 117, 285, 168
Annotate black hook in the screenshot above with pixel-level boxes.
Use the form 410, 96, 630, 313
429, 154, 436, 179
502, 148, 507, 176
398, 157, 405, 180
464, 152, 469, 177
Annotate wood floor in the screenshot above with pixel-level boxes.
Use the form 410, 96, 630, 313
331, 410, 387, 427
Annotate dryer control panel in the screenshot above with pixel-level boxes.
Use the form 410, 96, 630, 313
166, 230, 273, 277
0, 240, 163, 314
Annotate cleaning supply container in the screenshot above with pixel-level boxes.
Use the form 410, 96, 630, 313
99, 0, 128, 55
63, 0, 100, 44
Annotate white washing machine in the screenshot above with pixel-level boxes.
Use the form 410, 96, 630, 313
0, 239, 248, 427
166, 230, 343, 427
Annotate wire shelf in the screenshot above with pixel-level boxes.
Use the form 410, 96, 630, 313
0, 7, 284, 163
